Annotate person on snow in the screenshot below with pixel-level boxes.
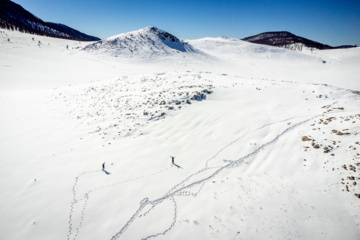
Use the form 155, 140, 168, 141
170, 156, 175, 164
102, 162, 105, 170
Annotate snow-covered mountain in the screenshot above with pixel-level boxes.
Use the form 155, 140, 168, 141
242, 31, 354, 51
83, 27, 197, 57
0, 0, 100, 41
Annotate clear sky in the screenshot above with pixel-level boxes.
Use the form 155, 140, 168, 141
11, 0, 360, 46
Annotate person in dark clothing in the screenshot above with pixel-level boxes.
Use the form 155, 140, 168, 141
171, 156, 175, 164
102, 162, 105, 170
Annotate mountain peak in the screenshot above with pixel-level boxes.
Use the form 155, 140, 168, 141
84, 27, 196, 57
108, 27, 181, 44
143, 26, 159, 32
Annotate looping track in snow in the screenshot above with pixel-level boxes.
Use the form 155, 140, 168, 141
67, 114, 322, 240
67, 167, 171, 240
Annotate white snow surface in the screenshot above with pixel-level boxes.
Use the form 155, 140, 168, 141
1, 28, 360, 240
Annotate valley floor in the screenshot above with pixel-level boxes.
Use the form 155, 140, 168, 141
1, 30, 360, 240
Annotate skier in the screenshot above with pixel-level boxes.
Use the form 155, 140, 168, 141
170, 156, 175, 164
102, 162, 105, 170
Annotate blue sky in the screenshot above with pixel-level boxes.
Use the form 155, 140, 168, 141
12, 0, 360, 46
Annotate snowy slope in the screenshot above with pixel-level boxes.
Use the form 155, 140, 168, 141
188, 37, 360, 90
188, 36, 319, 61
1, 29, 360, 240
83, 27, 197, 58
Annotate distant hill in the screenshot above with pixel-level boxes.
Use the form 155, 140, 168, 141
242, 31, 355, 51
83, 26, 197, 57
0, 0, 100, 41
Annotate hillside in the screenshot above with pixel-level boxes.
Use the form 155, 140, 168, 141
83, 27, 197, 58
0, 0, 100, 41
242, 31, 354, 51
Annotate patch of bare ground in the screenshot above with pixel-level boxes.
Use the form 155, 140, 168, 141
302, 112, 360, 198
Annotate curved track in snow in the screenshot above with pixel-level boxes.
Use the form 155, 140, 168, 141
66, 113, 326, 240
111, 115, 318, 240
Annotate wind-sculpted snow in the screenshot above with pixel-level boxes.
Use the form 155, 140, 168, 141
51, 72, 214, 142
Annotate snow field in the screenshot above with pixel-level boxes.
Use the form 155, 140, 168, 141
1, 29, 360, 240
57, 74, 360, 239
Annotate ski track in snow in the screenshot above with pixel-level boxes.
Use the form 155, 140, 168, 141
66, 112, 328, 240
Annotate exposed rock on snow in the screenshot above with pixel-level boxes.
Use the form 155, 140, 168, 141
51, 72, 214, 140
301, 113, 360, 198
